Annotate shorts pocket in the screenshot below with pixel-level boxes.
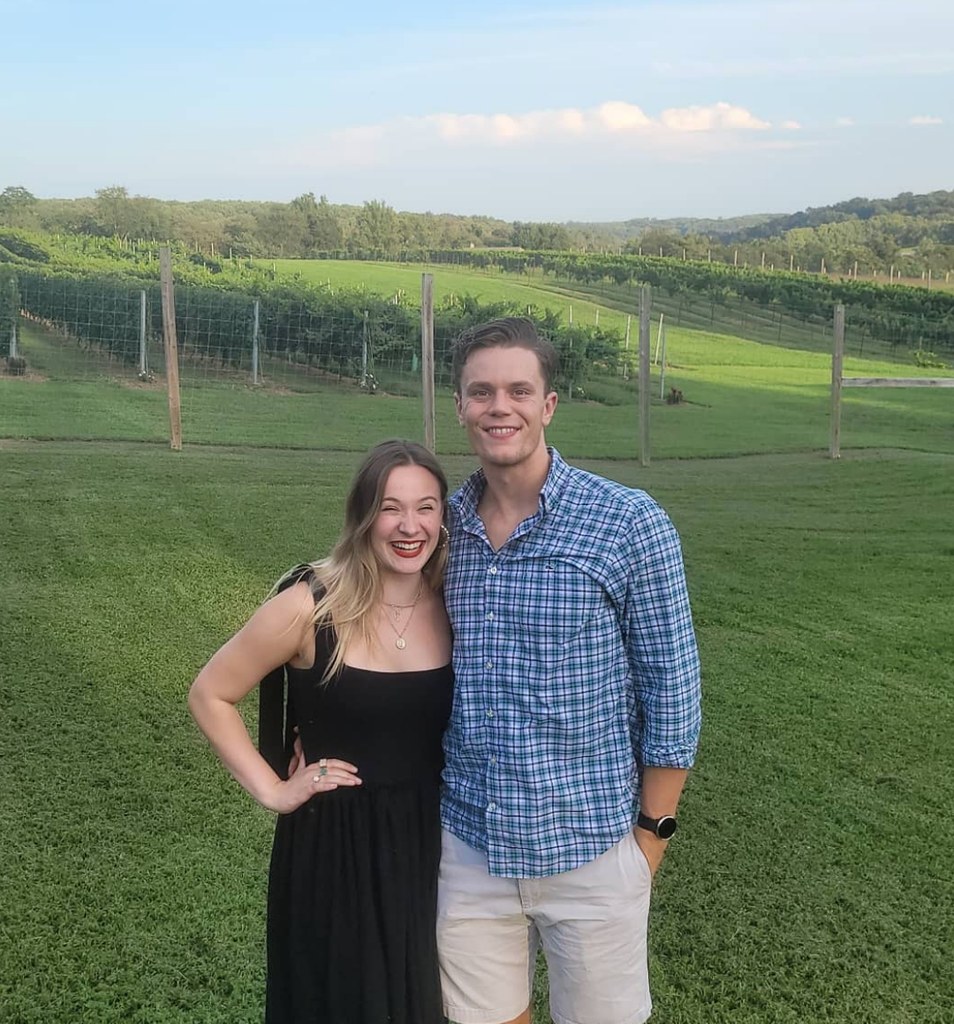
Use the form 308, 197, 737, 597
624, 830, 653, 887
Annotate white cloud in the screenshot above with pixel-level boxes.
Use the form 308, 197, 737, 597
658, 102, 770, 132
427, 106, 593, 142
780, 120, 802, 131
326, 100, 774, 157
909, 114, 943, 125
596, 101, 654, 133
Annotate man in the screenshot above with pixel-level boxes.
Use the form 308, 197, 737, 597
439, 317, 702, 1024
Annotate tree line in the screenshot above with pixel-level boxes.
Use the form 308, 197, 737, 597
1, 184, 953, 278
0, 187, 580, 260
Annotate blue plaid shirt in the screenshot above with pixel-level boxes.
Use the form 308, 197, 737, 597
441, 448, 701, 878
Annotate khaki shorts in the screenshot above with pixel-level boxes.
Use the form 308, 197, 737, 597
437, 829, 653, 1024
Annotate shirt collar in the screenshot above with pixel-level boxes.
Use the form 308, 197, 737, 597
452, 446, 571, 521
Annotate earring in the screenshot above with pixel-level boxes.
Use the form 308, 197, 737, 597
439, 524, 450, 549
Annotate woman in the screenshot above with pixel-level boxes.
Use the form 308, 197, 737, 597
189, 439, 453, 1024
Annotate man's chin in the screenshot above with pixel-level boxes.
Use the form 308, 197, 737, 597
482, 451, 526, 468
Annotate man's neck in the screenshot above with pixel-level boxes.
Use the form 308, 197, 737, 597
478, 445, 551, 524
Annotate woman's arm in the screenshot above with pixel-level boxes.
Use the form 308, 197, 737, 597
188, 582, 360, 813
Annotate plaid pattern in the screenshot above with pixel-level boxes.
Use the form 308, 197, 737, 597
441, 449, 701, 878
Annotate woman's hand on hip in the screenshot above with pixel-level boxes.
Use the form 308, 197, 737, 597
264, 754, 362, 814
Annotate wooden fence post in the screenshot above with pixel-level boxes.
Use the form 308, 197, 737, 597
829, 303, 845, 459
251, 300, 261, 385
139, 290, 147, 376
639, 284, 651, 467
159, 248, 183, 451
421, 273, 436, 453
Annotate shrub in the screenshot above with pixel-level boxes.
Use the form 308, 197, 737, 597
914, 350, 947, 369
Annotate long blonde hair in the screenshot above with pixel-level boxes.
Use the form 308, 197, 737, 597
279, 439, 449, 681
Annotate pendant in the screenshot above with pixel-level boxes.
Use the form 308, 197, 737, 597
395, 637, 407, 650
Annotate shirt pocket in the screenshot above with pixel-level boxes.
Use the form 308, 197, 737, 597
508, 558, 609, 639
505, 558, 624, 687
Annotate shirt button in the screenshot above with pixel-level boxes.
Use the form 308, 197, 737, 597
486, 709, 495, 718
489, 755, 497, 765
485, 660, 493, 670
489, 566, 498, 575
487, 802, 497, 812
486, 611, 495, 621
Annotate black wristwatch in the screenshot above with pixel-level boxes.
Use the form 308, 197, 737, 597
636, 811, 678, 840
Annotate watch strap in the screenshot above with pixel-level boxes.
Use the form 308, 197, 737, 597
636, 810, 677, 839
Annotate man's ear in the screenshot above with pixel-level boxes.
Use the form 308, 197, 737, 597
542, 389, 558, 426
454, 392, 464, 426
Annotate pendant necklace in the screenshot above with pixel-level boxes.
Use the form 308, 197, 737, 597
382, 580, 424, 650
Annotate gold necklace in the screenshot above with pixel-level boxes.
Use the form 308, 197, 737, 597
381, 580, 424, 650
384, 597, 418, 620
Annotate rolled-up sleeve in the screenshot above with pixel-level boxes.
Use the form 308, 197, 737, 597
621, 502, 702, 768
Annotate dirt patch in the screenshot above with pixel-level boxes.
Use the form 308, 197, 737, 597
2, 370, 49, 383
118, 377, 165, 391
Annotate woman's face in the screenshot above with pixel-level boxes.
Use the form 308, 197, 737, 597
369, 464, 444, 578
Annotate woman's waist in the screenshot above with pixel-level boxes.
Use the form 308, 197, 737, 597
296, 775, 442, 812
301, 741, 444, 783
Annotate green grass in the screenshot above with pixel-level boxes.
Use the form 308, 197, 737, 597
3, 261, 952, 1021
1, 441, 952, 1024
5, 317, 953, 459
4, 369, 953, 459
266, 258, 621, 329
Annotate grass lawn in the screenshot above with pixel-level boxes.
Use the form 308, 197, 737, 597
0, 440, 952, 1024
265, 258, 622, 330
5, 316, 953, 460
2, 262, 952, 1021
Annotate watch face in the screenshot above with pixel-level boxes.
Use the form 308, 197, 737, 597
656, 816, 678, 840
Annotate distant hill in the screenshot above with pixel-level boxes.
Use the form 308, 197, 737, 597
569, 189, 954, 275
565, 213, 780, 241
569, 189, 954, 242
727, 189, 954, 242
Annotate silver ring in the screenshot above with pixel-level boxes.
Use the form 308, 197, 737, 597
319, 758, 328, 768
318, 766, 328, 777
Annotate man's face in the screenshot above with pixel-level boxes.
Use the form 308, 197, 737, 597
455, 345, 558, 469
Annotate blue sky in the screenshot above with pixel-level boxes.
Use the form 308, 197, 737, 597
2, 0, 952, 220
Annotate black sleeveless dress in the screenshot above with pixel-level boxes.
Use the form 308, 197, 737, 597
265, 645, 453, 1024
